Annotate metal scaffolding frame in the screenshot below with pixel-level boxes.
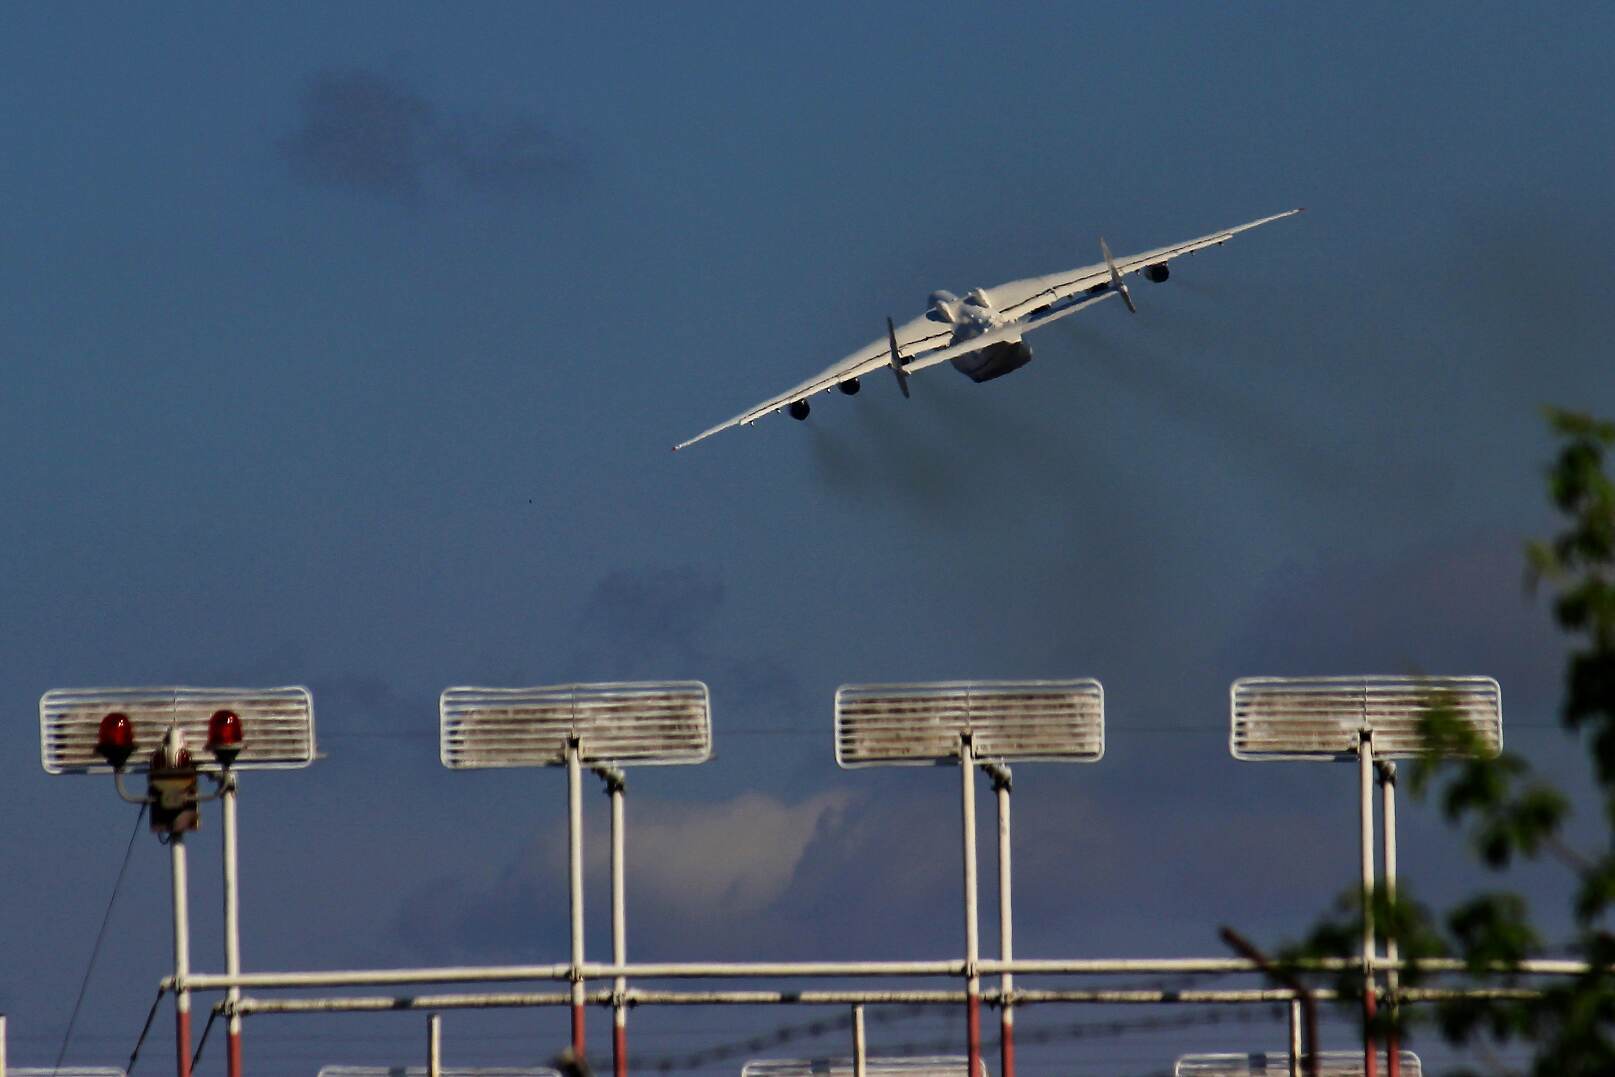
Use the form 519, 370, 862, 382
39, 674, 1589, 1077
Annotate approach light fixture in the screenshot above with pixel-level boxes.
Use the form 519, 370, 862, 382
1176, 1052, 1421, 1076
439, 681, 711, 769
317, 1069, 561, 1077
742, 1060, 988, 1076
41, 686, 314, 774
834, 679, 1104, 767
1230, 675, 1501, 761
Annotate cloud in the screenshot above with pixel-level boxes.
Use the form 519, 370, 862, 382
281, 68, 577, 202
572, 566, 726, 671
614, 790, 855, 919
390, 789, 854, 960
1223, 531, 1562, 704
564, 565, 808, 738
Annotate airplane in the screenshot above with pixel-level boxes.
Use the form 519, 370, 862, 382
673, 209, 1302, 451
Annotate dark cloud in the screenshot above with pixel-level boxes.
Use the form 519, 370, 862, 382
573, 566, 725, 671
281, 68, 577, 202
565, 566, 807, 733
1222, 532, 1562, 698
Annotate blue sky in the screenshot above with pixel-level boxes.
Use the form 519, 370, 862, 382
3, 4, 1613, 1074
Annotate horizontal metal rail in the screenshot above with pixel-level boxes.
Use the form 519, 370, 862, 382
176, 957, 1348, 992
623, 990, 969, 1006
172, 954, 1597, 993
223, 981, 1569, 1018
1397, 987, 1548, 1001
176, 965, 574, 991
1379, 957, 1593, 975
228, 986, 1355, 1016
234, 993, 577, 1014
587, 961, 963, 979
1009, 989, 1342, 1005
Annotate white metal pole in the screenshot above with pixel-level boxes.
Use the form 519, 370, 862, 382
428, 1012, 442, 1077
852, 1004, 867, 1077
960, 736, 980, 1076
171, 832, 193, 1077
568, 741, 586, 1061
1, 1012, 8, 1077
1381, 761, 1401, 1077
222, 774, 243, 1077
994, 767, 1015, 1077
610, 775, 627, 1077
1289, 997, 1302, 1077
1358, 732, 1378, 1077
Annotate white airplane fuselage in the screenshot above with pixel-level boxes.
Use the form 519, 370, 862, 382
926, 288, 1034, 383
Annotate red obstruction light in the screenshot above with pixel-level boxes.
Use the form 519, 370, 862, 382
95, 712, 136, 769
207, 709, 244, 767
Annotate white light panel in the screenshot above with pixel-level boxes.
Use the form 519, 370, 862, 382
835, 680, 1103, 768
1176, 1051, 1420, 1076
742, 1059, 986, 1076
1230, 676, 1501, 761
40, 686, 315, 774
440, 681, 711, 769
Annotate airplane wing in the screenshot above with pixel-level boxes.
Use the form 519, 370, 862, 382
674, 208, 1301, 451
986, 208, 1303, 318
672, 311, 954, 451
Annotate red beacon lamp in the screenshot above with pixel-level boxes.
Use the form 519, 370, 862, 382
95, 711, 137, 769
207, 708, 244, 768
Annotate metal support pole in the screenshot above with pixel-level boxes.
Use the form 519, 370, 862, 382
567, 741, 586, 1061
607, 772, 628, 1077
852, 1004, 867, 1077
960, 735, 981, 1077
1358, 732, 1378, 1077
171, 832, 193, 1077
990, 764, 1015, 1077
1289, 998, 1302, 1077
221, 774, 244, 1077
428, 1013, 442, 1077
1380, 760, 1401, 1077
2, 1012, 8, 1077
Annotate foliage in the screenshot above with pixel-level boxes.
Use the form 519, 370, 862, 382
1288, 407, 1615, 1076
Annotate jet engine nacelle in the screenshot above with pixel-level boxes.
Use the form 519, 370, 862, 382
1143, 262, 1170, 283
837, 377, 861, 395
788, 399, 811, 420
926, 289, 960, 324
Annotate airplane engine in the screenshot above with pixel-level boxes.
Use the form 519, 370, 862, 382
837, 377, 861, 395
1143, 262, 1170, 283
788, 399, 811, 420
926, 289, 960, 324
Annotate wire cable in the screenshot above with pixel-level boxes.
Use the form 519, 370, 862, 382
126, 987, 165, 1074
52, 802, 147, 1076
190, 1008, 218, 1071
